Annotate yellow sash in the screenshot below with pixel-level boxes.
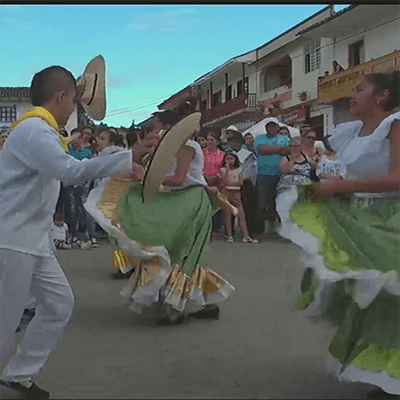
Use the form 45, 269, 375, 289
10, 106, 68, 151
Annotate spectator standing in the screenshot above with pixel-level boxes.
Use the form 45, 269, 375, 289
218, 152, 259, 244
243, 132, 255, 153
253, 121, 290, 241
0, 130, 10, 151
278, 126, 291, 139
332, 60, 344, 73
220, 125, 240, 152
65, 134, 99, 248
227, 132, 258, 238
203, 132, 225, 240
80, 126, 97, 156
300, 127, 323, 181
275, 137, 313, 241
195, 132, 207, 149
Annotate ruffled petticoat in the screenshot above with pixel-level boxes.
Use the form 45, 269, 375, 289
289, 183, 400, 395
85, 178, 235, 317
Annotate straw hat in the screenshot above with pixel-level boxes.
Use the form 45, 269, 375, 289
78, 55, 106, 121
142, 112, 202, 202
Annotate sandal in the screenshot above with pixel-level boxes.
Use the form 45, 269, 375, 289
242, 237, 260, 244
226, 236, 234, 244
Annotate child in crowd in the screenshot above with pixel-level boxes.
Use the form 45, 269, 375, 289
50, 214, 91, 250
194, 133, 207, 149
218, 152, 259, 244
316, 135, 346, 181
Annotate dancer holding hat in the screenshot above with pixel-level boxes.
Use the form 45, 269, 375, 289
290, 72, 400, 399
86, 109, 235, 326
0, 57, 160, 399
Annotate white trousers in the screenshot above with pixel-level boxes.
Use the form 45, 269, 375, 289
0, 249, 74, 382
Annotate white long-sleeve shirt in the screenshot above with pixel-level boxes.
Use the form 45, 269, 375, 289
0, 118, 133, 257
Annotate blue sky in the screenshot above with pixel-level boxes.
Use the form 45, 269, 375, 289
0, 4, 348, 128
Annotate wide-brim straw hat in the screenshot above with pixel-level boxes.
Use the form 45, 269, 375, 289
79, 55, 106, 121
142, 112, 202, 202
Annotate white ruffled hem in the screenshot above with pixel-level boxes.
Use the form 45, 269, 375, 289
276, 185, 400, 310
326, 354, 400, 395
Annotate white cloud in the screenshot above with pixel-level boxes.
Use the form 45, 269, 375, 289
124, 8, 195, 33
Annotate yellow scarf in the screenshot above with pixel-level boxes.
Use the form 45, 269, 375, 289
11, 106, 68, 151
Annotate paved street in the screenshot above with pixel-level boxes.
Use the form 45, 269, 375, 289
1, 236, 371, 399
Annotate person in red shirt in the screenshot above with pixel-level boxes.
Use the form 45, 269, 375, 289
202, 132, 225, 240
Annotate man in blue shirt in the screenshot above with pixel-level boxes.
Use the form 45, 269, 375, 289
253, 121, 290, 241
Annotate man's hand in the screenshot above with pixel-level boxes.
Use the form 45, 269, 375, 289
76, 76, 86, 101
278, 146, 291, 156
131, 133, 161, 162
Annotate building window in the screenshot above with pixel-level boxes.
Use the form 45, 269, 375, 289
304, 40, 321, 74
226, 85, 232, 101
237, 80, 243, 97
0, 105, 17, 123
213, 91, 222, 107
349, 40, 365, 67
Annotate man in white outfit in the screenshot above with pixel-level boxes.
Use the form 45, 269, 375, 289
0, 65, 159, 399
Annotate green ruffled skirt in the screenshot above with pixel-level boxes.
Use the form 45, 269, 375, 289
290, 184, 400, 394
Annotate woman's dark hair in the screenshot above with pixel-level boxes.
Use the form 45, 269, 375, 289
364, 72, 400, 112
82, 126, 94, 134
126, 130, 139, 147
222, 151, 240, 169
278, 126, 291, 138
30, 66, 76, 106
71, 128, 80, 136
227, 131, 245, 145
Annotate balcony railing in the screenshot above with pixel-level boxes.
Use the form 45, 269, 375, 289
202, 93, 256, 125
318, 50, 400, 103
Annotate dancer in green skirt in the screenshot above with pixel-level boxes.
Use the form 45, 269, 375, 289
290, 72, 400, 398
86, 110, 235, 325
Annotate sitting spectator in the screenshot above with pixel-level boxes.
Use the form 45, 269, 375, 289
50, 214, 91, 250
227, 132, 258, 238
332, 60, 344, 73
275, 137, 313, 240
316, 135, 346, 181
218, 152, 259, 244
203, 132, 225, 240
195, 133, 207, 149
278, 126, 291, 139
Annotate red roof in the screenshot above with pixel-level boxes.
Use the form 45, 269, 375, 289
0, 87, 31, 99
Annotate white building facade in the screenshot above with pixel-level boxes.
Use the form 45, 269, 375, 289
0, 87, 78, 133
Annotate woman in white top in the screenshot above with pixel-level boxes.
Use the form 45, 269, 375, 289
86, 110, 234, 326
290, 71, 400, 399
315, 136, 346, 181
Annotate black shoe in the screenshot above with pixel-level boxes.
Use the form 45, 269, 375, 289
0, 380, 50, 399
367, 388, 400, 400
156, 314, 186, 326
111, 269, 133, 280
189, 304, 220, 320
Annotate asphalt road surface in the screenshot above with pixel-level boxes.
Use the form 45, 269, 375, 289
1, 235, 372, 399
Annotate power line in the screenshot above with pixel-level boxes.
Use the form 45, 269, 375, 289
107, 96, 168, 115
104, 15, 400, 119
